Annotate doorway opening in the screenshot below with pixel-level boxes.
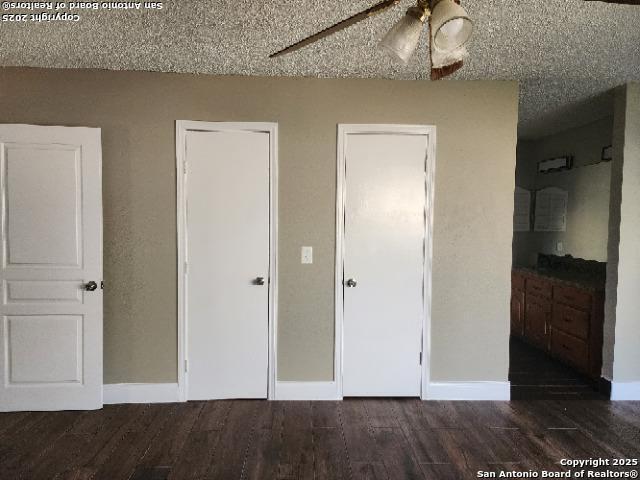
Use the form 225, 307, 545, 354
509, 96, 614, 400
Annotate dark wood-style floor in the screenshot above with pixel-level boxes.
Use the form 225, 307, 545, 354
509, 336, 606, 400
1, 398, 639, 480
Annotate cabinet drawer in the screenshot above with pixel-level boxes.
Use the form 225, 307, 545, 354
512, 272, 525, 291
526, 278, 552, 298
551, 329, 588, 370
554, 285, 592, 310
552, 303, 590, 340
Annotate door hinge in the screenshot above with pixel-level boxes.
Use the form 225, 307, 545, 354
184, 359, 188, 372
184, 262, 188, 275
183, 161, 188, 174
419, 351, 423, 365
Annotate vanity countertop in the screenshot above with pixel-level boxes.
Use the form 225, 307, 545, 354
512, 266, 606, 292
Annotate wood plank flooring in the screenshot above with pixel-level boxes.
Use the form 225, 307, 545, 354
1, 399, 638, 480
510, 337, 607, 400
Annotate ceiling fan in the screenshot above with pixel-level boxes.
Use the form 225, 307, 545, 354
269, 0, 640, 80
269, 0, 474, 80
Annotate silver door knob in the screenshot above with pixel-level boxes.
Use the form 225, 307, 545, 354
84, 281, 98, 292
254, 277, 266, 286
345, 278, 357, 288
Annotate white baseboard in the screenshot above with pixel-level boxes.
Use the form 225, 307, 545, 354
103, 383, 180, 404
275, 381, 340, 400
611, 381, 640, 401
425, 381, 511, 401
102, 380, 512, 403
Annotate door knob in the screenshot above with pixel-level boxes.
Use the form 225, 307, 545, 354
345, 278, 357, 288
84, 281, 98, 292
253, 277, 266, 286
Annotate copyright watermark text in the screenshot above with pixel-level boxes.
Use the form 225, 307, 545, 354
1, 1, 164, 22
477, 458, 639, 478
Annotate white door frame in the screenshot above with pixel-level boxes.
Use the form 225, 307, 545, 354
335, 124, 436, 400
176, 121, 278, 401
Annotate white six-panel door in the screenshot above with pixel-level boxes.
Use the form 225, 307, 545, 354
340, 126, 432, 397
0, 124, 103, 412
181, 123, 274, 400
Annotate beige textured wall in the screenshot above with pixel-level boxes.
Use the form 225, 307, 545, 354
513, 117, 613, 266
603, 87, 627, 380
611, 83, 640, 382
514, 140, 537, 191
0, 68, 518, 383
512, 140, 537, 267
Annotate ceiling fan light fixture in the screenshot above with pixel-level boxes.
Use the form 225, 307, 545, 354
379, 6, 429, 64
430, 0, 473, 51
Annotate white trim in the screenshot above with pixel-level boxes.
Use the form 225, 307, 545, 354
103, 383, 180, 404
175, 121, 278, 402
275, 381, 341, 401
421, 126, 437, 401
611, 382, 640, 401
335, 124, 437, 400
426, 382, 511, 401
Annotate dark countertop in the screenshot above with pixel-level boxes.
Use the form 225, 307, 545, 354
513, 266, 606, 292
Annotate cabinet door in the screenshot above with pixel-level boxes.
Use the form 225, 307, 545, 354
510, 290, 525, 337
551, 329, 589, 373
525, 295, 551, 349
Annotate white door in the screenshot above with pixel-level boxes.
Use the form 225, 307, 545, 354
184, 124, 273, 400
0, 124, 103, 412
341, 126, 431, 397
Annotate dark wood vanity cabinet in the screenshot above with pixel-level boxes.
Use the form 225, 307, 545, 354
511, 269, 605, 380
524, 294, 551, 349
510, 272, 525, 337
510, 291, 525, 337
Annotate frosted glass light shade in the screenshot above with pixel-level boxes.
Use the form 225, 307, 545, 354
379, 13, 425, 64
431, 0, 473, 51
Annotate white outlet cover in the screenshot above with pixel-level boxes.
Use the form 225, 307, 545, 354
301, 246, 313, 264
556, 242, 564, 252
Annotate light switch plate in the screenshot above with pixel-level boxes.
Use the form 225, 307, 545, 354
301, 246, 313, 264
556, 241, 564, 253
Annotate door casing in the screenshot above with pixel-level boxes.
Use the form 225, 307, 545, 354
176, 121, 278, 401
335, 124, 436, 400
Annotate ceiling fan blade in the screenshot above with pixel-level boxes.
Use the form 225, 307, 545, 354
431, 60, 464, 81
270, 0, 400, 58
584, 0, 640, 4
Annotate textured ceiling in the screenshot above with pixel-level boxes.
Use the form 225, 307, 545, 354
1, 0, 639, 138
